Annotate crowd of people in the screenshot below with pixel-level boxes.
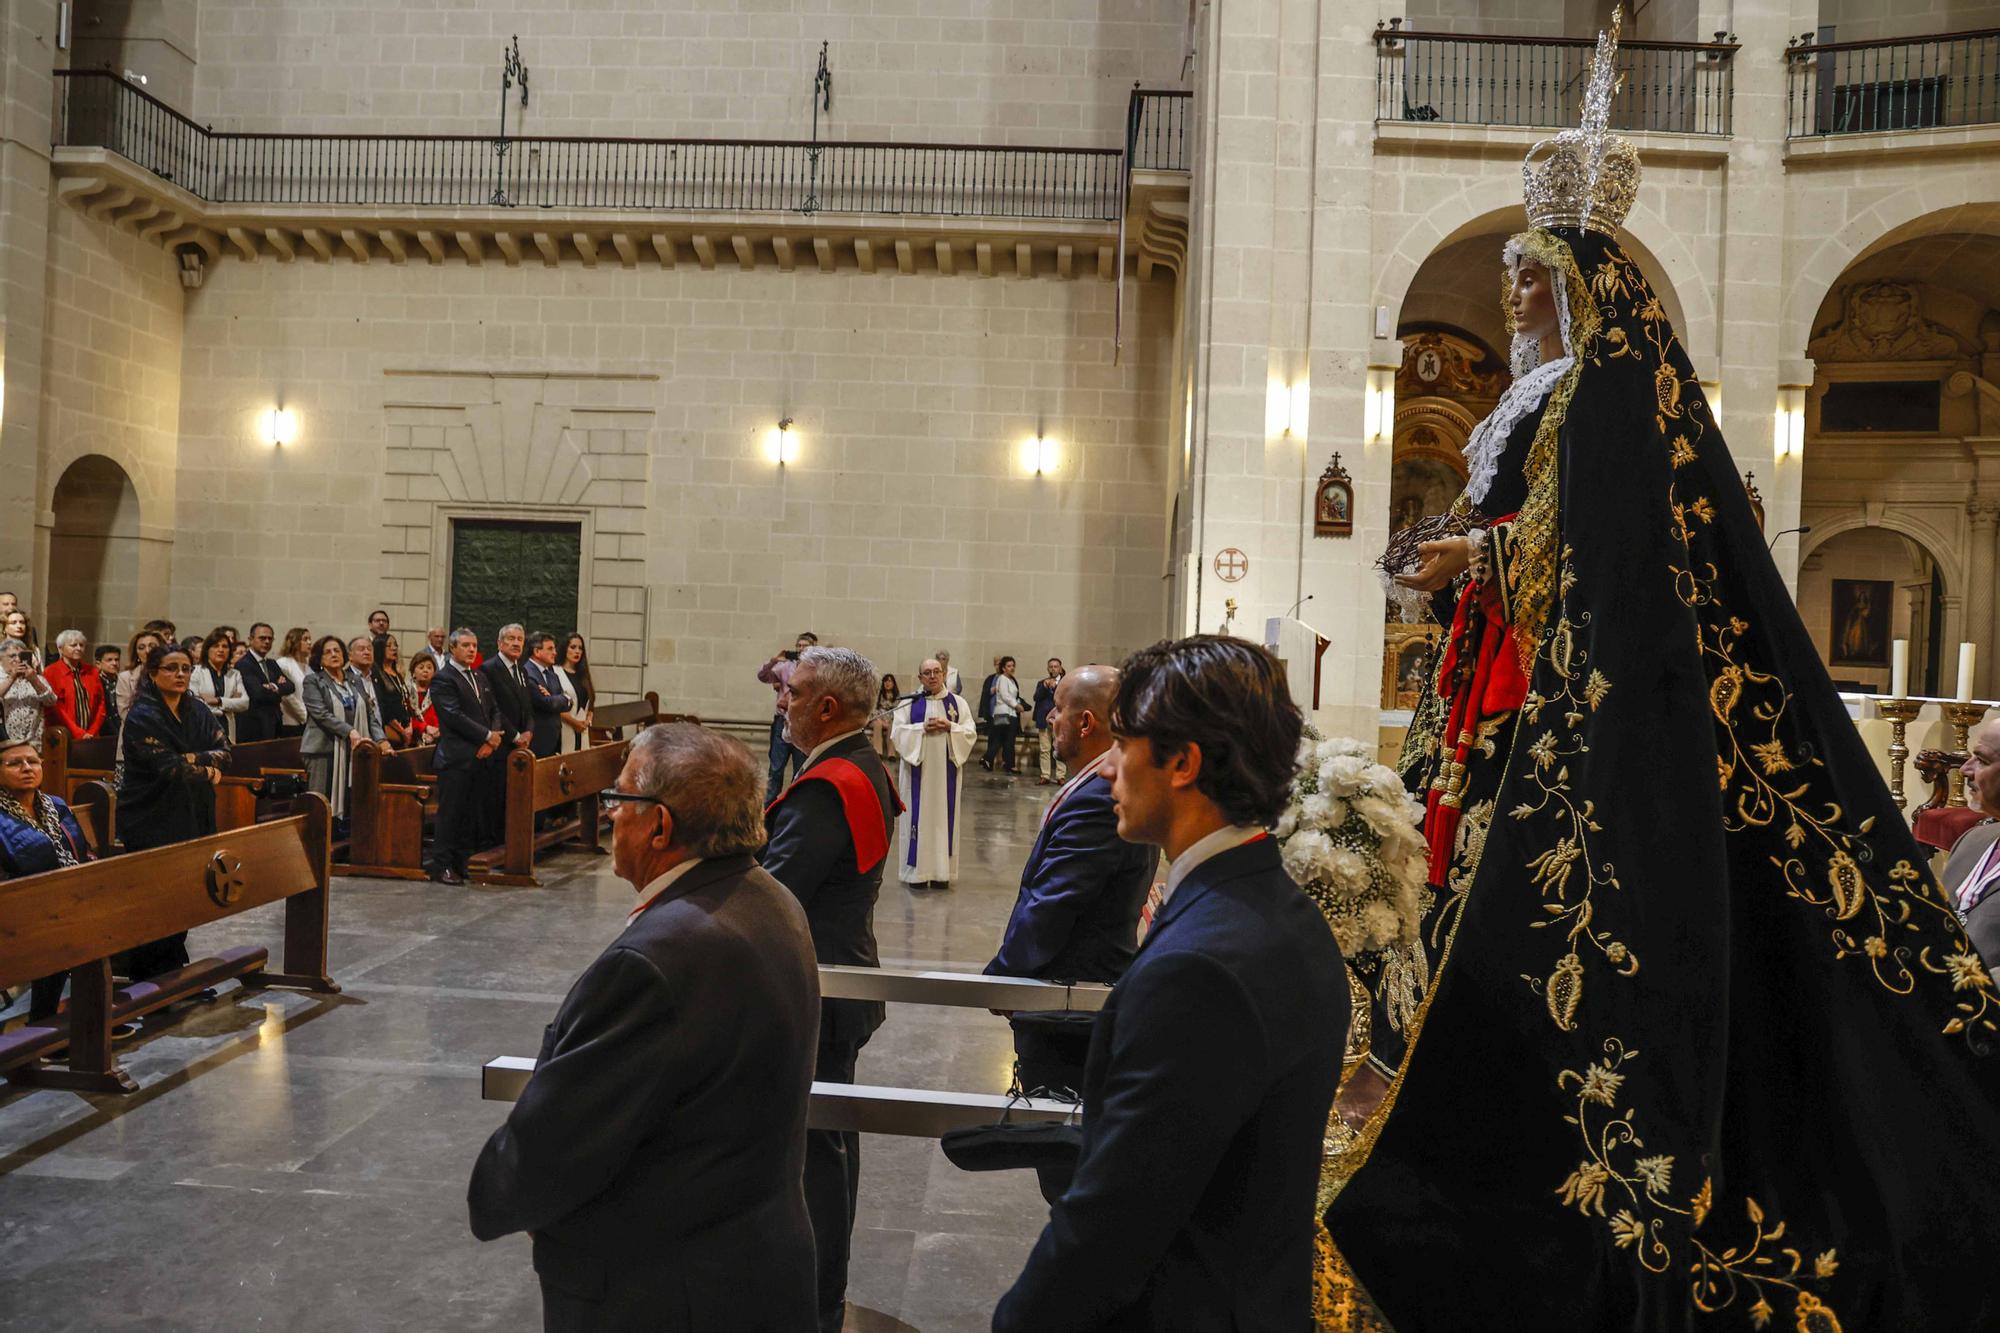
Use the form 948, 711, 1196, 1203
0, 590, 605, 1006
474, 634, 1344, 1331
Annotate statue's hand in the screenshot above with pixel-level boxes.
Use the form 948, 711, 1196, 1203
1394, 537, 1472, 593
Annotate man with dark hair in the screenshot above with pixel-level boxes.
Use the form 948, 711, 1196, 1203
521, 632, 569, 759
366, 608, 390, 638
92, 643, 122, 743
761, 645, 903, 1333
235, 622, 293, 743
994, 635, 1348, 1332
470, 723, 820, 1331
758, 631, 819, 801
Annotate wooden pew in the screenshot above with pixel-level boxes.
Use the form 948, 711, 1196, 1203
40, 726, 117, 804
344, 742, 438, 880
0, 793, 340, 1095
468, 740, 628, 887
587, 691, 669, 744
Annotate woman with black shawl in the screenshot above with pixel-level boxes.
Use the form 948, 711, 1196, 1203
1322, 22, 2000, 1333
117, 641, 227, 980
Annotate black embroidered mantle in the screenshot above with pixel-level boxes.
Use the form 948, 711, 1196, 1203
1324, 229, 2000, 1331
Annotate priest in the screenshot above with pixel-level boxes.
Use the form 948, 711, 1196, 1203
892, 657, 975, 888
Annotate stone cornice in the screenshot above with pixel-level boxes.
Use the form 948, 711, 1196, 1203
52, 145, 1137, 282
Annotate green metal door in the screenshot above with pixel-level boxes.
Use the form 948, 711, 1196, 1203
447, 519, 582, 647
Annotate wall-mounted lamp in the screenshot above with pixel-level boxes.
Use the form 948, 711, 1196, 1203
1019, 432, 1060, 475
260, 406, 298, 447
1772, 387, 1805, 462
1364, 367, 1396, 444
1265, 378, 1311, 443
772, 416, 799, 466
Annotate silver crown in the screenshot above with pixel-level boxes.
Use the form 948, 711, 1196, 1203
1522, 11, 1640, 234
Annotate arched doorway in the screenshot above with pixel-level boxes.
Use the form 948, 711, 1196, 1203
1797, 527, 1946, 696
46, 455, 142, 647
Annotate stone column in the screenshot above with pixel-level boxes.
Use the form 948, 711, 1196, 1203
1968, 498, 2000, 696
1710, 0, 1798, 588
0, 2, 60, 598
1178, 0, 1383, 740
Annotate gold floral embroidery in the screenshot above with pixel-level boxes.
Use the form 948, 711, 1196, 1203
1556, 1042, 1846, 1322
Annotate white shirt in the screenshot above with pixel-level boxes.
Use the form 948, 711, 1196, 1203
627, 857, 706, 923
1159, 824, 1267, 910
803, 725, 868, 768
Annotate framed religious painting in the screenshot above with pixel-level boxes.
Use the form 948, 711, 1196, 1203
1314, 453, 1354, 538
1382, 623, 1442, 711
1828, 578, 1892, 668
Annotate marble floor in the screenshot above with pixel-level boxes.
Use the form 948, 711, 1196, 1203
0, 771, 1069, 1332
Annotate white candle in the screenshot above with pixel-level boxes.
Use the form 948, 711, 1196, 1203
1958, 641, 1978, 702
1890, 639, 1908, 700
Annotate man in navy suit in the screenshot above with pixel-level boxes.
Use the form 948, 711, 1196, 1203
478, 623, 536, 844
426, 628, 502, 885
986, 663, 1157, 1138
521, 632, 570, 760
760, 645, 903, 1333
993, 635, 1348, 1333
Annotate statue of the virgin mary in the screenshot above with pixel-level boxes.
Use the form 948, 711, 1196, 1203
1323, 19, 2000, 1331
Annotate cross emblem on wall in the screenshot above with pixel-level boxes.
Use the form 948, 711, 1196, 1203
1214, 547, 1249, 583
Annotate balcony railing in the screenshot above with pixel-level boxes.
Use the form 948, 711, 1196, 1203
1128, 88, 1192, 172
55, 69, 1124, 222
1786, 29, 2000, 137
1373, 24, 1739, 136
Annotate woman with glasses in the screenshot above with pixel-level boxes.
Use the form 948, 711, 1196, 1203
0, 734, 96, 1022
1, 636, 56, 750
406, 653, 440, 748
116, 642, 227, 983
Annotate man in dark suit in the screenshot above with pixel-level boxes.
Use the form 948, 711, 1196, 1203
478, 623, 536, 844
470, 723, 820, 1331
233, 622, 294, 744
985, 663, 1157, 1195
521, 632, 569, 759
426, 628, 502, 885
994, 635, 1348, 1333
761, 645, 902, 1333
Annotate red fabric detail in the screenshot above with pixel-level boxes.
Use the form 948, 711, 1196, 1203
1424, 523, 1529, 888
768, 756, 902, 874
1915, 805, 1986, 855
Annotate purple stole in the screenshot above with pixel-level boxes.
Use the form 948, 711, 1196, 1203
907, 692, 961, 868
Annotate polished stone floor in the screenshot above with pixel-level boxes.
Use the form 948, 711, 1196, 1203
0, 771, 1068, 1332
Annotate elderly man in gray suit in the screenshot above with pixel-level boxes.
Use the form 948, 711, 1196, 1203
1946, 718, 2000, 973
469, 723, 821, 1331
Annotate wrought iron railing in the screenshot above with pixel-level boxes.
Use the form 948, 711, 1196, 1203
1786, 29, 2000, 136
1128, 88, 1192, 171
55, 70, 1124, 221
1372, 23, 1738, 135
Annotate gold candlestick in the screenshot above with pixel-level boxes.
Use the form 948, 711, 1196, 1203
1941, 701, 1989, 808
1877, 697, 1921, 811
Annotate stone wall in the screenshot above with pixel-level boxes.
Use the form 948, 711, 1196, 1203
185, 0, 1187, 146
169, 254, 1173, 714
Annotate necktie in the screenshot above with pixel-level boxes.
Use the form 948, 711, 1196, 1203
1135, 881, 1166, 944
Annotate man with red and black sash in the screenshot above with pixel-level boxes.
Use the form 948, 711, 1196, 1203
760, 645, 903, 1333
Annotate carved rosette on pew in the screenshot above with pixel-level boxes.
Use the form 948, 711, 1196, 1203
0, 792, 341, 1096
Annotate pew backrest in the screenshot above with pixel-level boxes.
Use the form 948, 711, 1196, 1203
0, 794, 332, 991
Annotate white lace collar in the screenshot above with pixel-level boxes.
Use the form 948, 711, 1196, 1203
1463, 355, 1571, 505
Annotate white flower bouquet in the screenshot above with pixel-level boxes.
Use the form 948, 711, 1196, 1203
1276, 729, 1428, 958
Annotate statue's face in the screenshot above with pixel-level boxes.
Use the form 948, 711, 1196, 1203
1511, 260, 1561, 346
